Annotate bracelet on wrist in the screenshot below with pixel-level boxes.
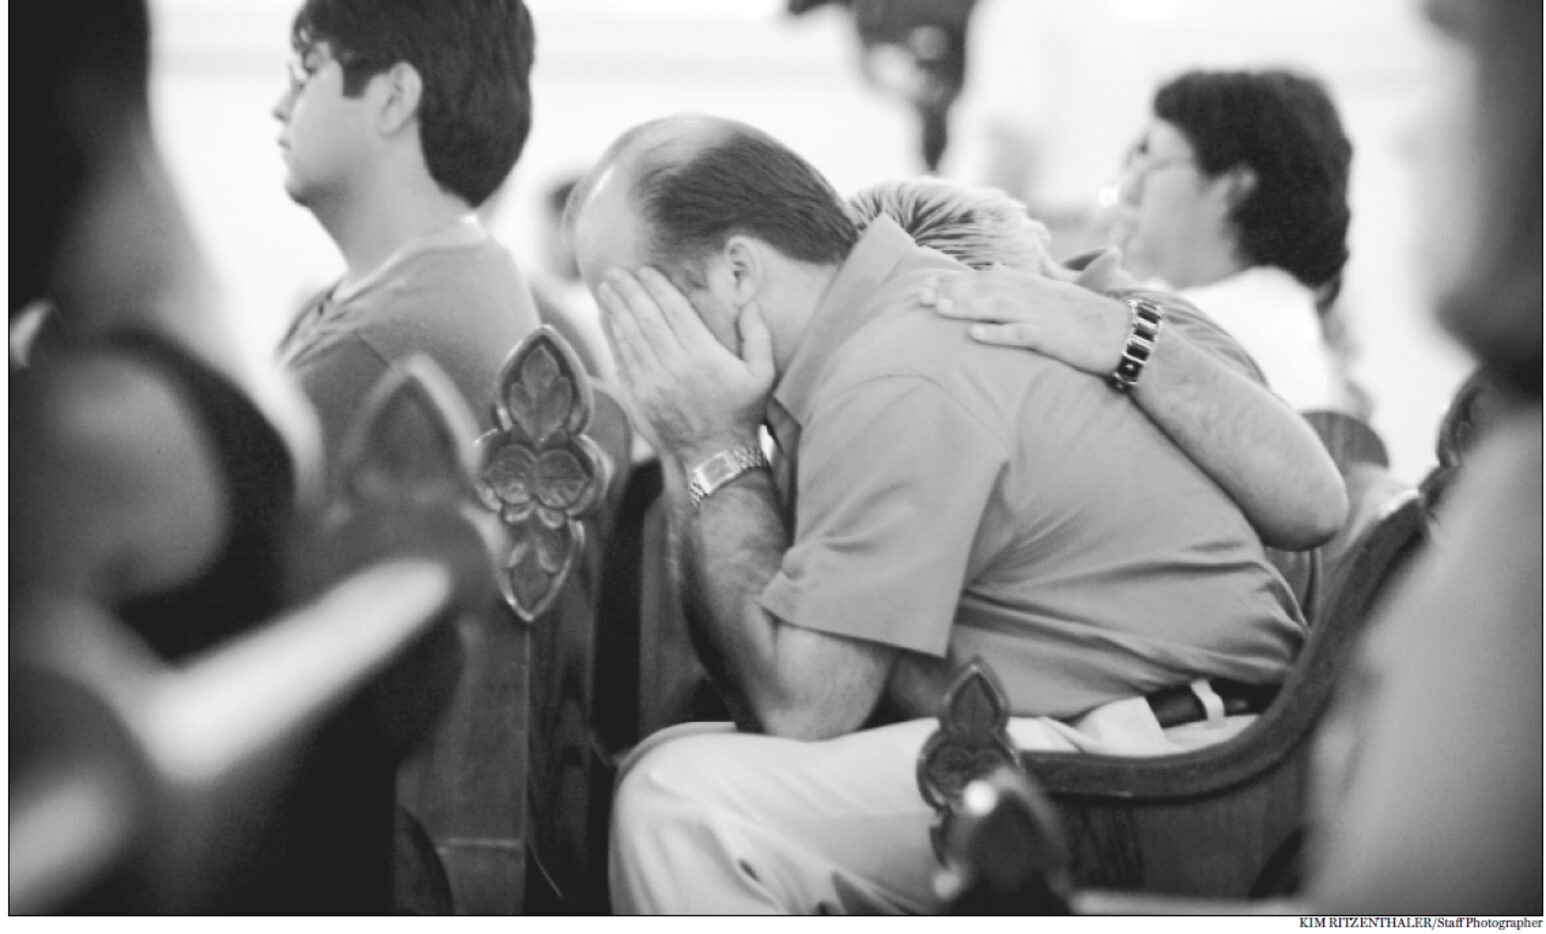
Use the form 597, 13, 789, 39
1106, 296, 1165, 393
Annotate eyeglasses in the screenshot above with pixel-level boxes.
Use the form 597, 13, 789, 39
286, 55, 321, 98
1124, 150, 1197, 178
285, 43, 349, 98
1107, 146, 1198, 206
1113, 149, 1198, 204
285, 46, 378, 100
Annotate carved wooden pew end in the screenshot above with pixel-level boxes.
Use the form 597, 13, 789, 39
938, 768, 1075, 915
475, 325, 612, 623
916, 658, 1024, 861
399, 326, 623, 914
916, 659, 1072, 914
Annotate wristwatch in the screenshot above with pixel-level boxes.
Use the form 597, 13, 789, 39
687, 443, 771, 509
1106, 296, 1165, 393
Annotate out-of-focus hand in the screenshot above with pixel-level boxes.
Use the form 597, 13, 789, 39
917, 256, 1133, 377
597, 266, 774, 467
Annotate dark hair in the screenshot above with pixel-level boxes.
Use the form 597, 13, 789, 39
14, 0, 151, 313
1154, 69, 1352, 293
291, 0, 535, 207
625, 119, 860, 285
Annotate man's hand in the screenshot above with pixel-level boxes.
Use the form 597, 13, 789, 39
917, 258, 1132, 377
597, 266, 774, 467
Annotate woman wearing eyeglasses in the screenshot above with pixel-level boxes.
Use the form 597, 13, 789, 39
1112, 69, 1362, 414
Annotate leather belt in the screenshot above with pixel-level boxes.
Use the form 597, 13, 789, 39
1145, 679, 1281, 729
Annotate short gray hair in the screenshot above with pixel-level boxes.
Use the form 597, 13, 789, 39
846, 178, 1052, 271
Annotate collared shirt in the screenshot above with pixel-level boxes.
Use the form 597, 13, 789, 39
758, 215, 1305, 719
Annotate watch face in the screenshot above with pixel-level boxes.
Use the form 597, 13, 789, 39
700, 456, 742, 487
688, 445, 768, 509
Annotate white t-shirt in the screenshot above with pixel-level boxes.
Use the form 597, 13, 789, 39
1180, 265, 1348, 412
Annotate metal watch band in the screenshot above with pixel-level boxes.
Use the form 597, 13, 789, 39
1106, 296, 1165, 393
686, 443, 771, 509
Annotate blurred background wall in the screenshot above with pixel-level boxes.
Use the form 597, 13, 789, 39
146, 0, 1470, 483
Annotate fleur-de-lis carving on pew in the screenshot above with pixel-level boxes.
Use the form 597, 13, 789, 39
475, 326, 612, 622
916, 657, 1025, 862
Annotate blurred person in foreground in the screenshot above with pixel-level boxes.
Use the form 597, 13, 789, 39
566, 114, 1340, 913
8, 0, 362, 911
12, 0, 319, 662
274, 0, 540, 473
1301, 0, 1540, 912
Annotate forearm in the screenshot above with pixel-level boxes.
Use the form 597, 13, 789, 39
1134, 325, 1347, 549
663, 454, 892, 739
595, 266, 891, 737
660, 454, 791, 733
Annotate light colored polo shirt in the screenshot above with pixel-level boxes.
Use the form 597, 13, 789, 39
758, 215, 1305, 719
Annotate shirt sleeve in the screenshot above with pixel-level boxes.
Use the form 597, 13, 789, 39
1148, 297, 1268, 386
759, 375, 1010, 657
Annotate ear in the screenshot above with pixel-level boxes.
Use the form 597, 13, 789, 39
376, 62, 424, 135
1221, 165, 1258, 210
718, 235, 765, 306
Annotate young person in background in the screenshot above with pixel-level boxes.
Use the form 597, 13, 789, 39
275, 0, 541, 472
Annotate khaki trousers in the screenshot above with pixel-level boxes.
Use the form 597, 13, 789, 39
609, 687, 1252, 914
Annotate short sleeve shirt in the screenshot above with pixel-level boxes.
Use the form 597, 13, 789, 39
759, 216, 1305, 718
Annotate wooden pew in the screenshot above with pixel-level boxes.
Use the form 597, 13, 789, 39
10, 358, 496, 914
1298, 410, 1414, 621
504, 328, 631, 914
393, 326, 631, 914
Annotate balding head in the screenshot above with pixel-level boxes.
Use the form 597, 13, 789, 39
566, 115, 860, 367
567, 114, 858, 292
564, 114, 728, 237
